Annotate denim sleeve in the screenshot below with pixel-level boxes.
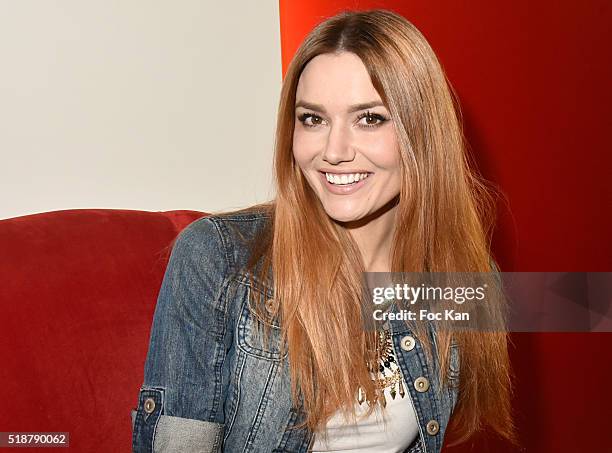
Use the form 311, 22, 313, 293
131, 217, 232, 453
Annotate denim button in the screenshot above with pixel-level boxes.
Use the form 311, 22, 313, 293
426, 419, 439, 435
400, 335, 416, 351
144, 397, 156, 414
414, 376, 430, 392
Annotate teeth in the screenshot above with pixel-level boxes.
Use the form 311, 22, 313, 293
325, 172, 370, 185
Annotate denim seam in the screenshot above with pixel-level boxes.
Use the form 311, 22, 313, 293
243, 359, 280, 452
208, 213, 271, 221
224, 349, 247, 444
274, 406, 299, 451
235, 273, 275, 301
208, 217, 236, 274
211, 274, 233, 423
391, 330, 428, 453
415, 332, 440, 453
212, 424, 224, 452
427, 327, 445, 450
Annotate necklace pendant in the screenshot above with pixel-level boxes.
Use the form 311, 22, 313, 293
380, 390, 387, 408
399, 379, 405, 398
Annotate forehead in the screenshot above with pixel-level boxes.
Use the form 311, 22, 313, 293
296, 52, 381, 105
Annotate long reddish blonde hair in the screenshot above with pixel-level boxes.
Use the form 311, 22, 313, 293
221, 9, 515, 447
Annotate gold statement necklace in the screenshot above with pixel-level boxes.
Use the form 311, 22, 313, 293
358, 327, 406, 408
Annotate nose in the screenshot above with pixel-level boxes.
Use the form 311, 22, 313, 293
322, 123, 356, 164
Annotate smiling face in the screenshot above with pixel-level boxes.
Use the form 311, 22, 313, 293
292, 52, 401, 224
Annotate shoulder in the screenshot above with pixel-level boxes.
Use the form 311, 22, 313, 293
173, 208, 272, 274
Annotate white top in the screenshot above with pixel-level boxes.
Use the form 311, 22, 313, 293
311, 332, 419, 452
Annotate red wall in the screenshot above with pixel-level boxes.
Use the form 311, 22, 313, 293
279, 1, 612, 451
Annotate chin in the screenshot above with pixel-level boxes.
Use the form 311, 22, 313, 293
323, 206, 364, 224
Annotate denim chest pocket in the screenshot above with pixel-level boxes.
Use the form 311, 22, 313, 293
235, 281, 287, 362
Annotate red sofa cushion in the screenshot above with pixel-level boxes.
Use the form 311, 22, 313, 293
0, 209, 205, 452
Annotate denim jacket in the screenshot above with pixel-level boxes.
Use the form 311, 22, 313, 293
131, 211, 460, 453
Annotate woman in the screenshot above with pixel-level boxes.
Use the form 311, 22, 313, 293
132, 9, 515, 453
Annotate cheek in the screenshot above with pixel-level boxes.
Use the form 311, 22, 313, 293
362, 129, 401, 169
292, 126, 322, 165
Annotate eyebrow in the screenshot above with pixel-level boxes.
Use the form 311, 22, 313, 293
295, 100, 385, 114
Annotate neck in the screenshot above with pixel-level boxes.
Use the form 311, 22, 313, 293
338, 196, 399, 273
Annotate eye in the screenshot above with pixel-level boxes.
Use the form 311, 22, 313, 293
297, 112, 326, 128
356, 111, 389, 128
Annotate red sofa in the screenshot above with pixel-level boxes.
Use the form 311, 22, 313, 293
0, 209, 205, 452
1, 209, 608, 452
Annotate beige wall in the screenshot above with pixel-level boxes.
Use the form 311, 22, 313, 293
0, 1, 281, 220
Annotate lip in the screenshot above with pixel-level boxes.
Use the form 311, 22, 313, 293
318, 169, 372, 175
318, 171, 372, 195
